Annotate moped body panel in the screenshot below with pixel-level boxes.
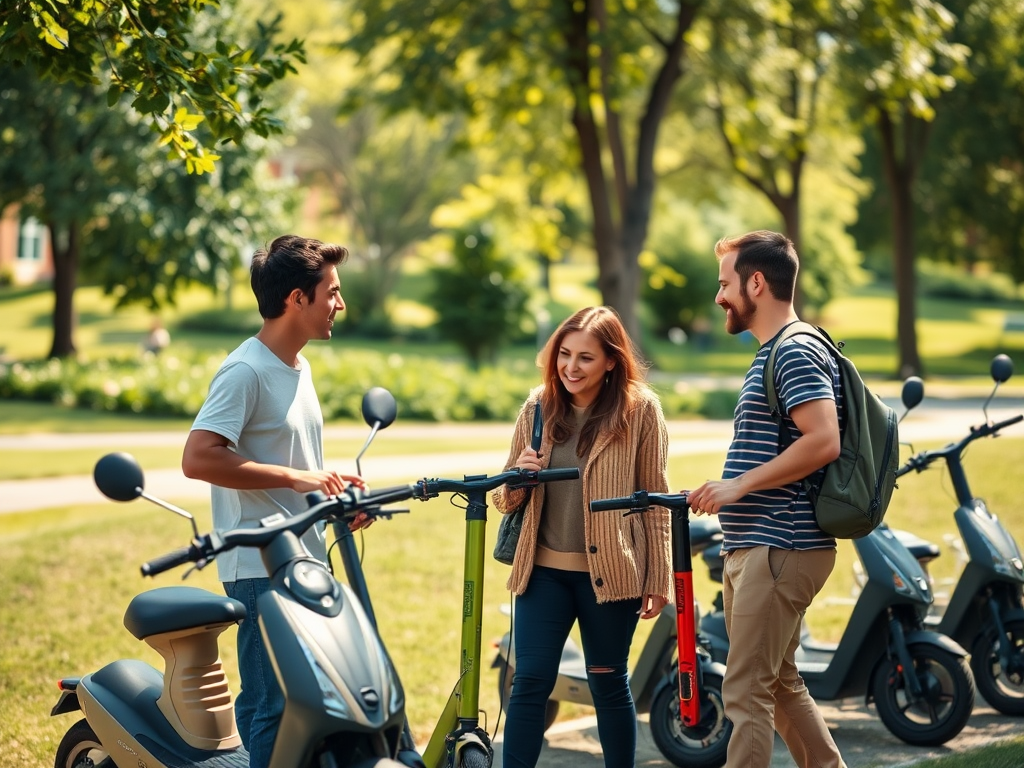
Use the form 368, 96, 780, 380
264, 575, 407, 768
77, 659, 248, 768
931, 501, 1024, 638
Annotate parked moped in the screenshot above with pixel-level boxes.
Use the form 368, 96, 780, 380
51, 390, 415, 768
895, 354, 1024, 715
698, 520, 976, 746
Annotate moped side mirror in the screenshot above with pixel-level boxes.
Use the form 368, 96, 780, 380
93, 451, 199, 536
94, 452, 144, 501
361, 387, 397, 430
991, 354, 1013, 384
355, 387, 398, 476
900, 376, 925, 412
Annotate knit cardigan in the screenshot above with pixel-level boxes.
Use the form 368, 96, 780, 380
492, 386, 672, 604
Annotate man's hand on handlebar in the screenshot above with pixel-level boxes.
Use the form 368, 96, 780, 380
291, 470, 367, 497
687, 478, 742, 516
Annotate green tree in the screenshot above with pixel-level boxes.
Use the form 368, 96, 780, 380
296, 105, 474, 332
697, 0, 867, 312
340, 0, 704, 344
835, 0, 969, 378
914, 0, 1024, 282
0, 0, 303, 173
0, 63, 296, 358
426, 225, 530, 369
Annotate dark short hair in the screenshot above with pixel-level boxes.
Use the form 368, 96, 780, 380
250, 235, 348, 319
714, 230, 798, 302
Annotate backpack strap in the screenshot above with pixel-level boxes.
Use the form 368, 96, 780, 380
763, 321, 840, 450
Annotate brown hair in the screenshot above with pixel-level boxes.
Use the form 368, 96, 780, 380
714, 230, 798, 302
537, 306, 650, 456
250, 235, 349, 319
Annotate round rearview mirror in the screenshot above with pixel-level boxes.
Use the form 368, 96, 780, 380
991, 354, 1013, 384
901, 376, 925, 411
361, 387, 397, 430
94, 452, 145, 502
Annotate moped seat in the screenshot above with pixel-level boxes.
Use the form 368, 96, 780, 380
124, 587, 247, 640
892, 529, 941, 563
689, 516, 724, 553
702, 542, 725, 584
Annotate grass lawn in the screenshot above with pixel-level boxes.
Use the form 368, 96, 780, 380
3, 435, 1024, 765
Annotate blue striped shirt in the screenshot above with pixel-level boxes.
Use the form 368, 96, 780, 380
718, 329, 842, 552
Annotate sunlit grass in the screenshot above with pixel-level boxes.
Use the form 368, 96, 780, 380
6, 436, 1023, 764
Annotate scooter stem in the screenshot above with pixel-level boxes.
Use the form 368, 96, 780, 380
671, 506, 700, 728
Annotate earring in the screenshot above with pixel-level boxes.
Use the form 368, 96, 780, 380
605, 372, 610, 384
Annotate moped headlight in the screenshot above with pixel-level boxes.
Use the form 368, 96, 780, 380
297, 635, 352, 719
981, 536, 1019, 578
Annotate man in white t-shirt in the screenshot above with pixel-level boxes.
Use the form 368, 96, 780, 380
182, 234, 365, 768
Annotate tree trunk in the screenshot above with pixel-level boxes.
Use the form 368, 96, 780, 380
878, 110, 923, 379
47, 220, 78, 359
777, 190, 804, 316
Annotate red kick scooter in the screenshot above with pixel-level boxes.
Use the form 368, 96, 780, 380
590, 490, 731, 768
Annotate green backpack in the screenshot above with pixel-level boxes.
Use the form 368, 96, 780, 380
764, 322, 899, 539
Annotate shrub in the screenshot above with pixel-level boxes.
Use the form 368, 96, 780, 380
0, 350, 725, 422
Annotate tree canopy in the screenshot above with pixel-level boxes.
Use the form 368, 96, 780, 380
0, 0, 303, 173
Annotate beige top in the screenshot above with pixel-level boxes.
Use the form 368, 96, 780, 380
536, 404, 589, 571
492, 386, 672, 603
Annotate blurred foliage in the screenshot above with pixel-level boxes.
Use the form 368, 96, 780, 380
425, 225, 531, 369
0, 0, 303, 173
0, 349, 735, 422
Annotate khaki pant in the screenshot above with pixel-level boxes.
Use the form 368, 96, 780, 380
722, 546, 847, 768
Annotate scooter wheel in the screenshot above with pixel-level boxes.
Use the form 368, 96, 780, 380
649, 672, 730, 768
497, 662, 559, 732
54, 719, 109, 768
971, 617, 1024, 715
871, 643, 975, 746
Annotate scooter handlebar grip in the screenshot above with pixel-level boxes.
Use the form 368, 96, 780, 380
141, 546, 196, 577
590, 496, 636, 512
537, 468, 580, 483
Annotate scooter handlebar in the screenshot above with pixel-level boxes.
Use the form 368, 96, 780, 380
897, 412, 1024, 476
141, 544, 203, 577
590, 491, 690, 512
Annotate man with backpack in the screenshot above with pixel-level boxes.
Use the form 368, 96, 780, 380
686, 230, 848, 768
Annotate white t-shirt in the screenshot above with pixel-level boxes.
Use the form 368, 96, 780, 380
191, 337, 328, 581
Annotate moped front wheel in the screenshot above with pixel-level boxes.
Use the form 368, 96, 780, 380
649, 671, 730, 768
497, 662, 559, 732
871, 644, 975, 746
971, 617, 1024, 715
54, 719, 108, 768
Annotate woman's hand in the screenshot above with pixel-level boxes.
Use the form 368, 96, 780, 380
514, 446, 545, 472
639, 593, 668, 620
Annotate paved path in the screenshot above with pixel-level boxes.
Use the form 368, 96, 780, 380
3, 399, 1022, 515
490, 699, 1020, 767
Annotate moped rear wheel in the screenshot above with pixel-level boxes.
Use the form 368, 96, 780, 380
497, 662, 559, 732
54, 719, 108, 768
649, 671, 730, 768
970, 618, 1024, 715
871, 644, 975, 746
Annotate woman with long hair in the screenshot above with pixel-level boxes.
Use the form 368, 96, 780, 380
493, 305, 672, 768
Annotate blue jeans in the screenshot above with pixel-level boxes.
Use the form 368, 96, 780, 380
224, 579, 283, 768
503, 566, 642, 768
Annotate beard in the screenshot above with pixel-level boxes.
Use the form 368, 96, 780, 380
723, 292, 756, 335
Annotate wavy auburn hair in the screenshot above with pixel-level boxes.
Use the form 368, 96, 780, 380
538, 306, 650, 456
